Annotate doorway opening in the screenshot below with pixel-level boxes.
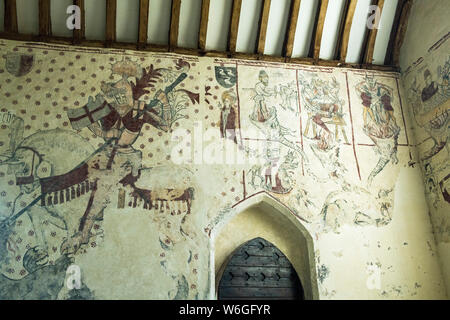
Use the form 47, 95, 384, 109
212, 192, 319, 300
217, 237, 304, 300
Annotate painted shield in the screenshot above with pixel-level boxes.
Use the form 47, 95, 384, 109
215, 66, 237, 88
5, 53, 34, 77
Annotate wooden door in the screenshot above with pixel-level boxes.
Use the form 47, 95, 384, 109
218, 238, 304, 300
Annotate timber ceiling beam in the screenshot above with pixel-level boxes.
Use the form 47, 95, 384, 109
256, 0, 271, 55
339, 0, 357, 62
228, 0, 242, 53
385, 0, 406, 66
362, 0, 385, 64
4, 0, 18, 33
138, 0, 149, 48
105, 0, 117, 45
198, 0, 210, 51
392, 0, 412, 66
39, 0, 51, 38
334, 0, 350, 60
283, 0, 301, 59
312, 0, 329, 61
384, 0, 404, 65
169, 0, 182, 51
73, 0, 85, 43
360, 0, 380, 64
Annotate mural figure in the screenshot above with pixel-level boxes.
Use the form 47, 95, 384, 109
60, 58, 200, 254
244, 70, 307, 193
356, 75, 400, 186
250, 70, 277, 123
0, 59, 200, 260
421, 69, 439, 102
248, 150, 299, 194
298, 75, 348, 148
408, 60, 450, 161
0, 128, 96, 266
218, 89, 239, 144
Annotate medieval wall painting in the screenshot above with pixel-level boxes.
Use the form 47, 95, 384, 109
0, 39, 447, 300
346, 73, 411, 190
402, 35, 450, 244
237, 64, 303, 195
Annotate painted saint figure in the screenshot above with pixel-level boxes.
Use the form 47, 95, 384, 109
219, 89, 239, 144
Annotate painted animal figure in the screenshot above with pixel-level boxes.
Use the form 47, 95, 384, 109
0, 128, 200, 262
320, 187, 393, 233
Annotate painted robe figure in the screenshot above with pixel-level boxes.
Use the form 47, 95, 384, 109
421, 69, 439, 102
219, 89, 238, 144
356, 75, 400, 186
251, 70, 276, 123
356, 76, 397, 131
62, 59, 189, 254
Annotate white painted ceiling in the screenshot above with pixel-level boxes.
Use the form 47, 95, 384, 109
0, 0, 400, 65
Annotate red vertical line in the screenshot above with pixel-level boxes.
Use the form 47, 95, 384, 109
395, 77, 409, 146
296, 69, 305, 176
242, 170, 246, 200
345, 72, 361, 180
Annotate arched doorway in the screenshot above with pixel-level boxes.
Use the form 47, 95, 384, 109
217, 237, 304, 300
211, 192, 319, 300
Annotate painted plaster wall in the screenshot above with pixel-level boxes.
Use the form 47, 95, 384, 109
399, 0, 450, 293
0, 38, 446, 299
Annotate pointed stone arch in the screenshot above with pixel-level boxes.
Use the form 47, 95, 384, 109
210, 192, 319, 300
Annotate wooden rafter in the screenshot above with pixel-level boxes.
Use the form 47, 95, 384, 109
39, 0, 51, 37
138, 0, 149, 47
384, 0, 405, 65
392, 0, 412, 66
257, 0, 271, 55
307, 0, 322, 58
360, 0, 379, 64
334, 0, 350, 60
228, 0, 242, 53
363, 0, 385, 64
73, 0, 85, 43
169, 0, 182, 51
4, 0, 18, 33
312, 0, 329, 60
0, 0, 407, 71
105, 0, 117, 44
283, 0, 301, 58
339, 0, 357, 62
198, 0, 210, 51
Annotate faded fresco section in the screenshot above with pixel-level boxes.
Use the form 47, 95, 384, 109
0, 38, 446, 299
399, 0, 450, 292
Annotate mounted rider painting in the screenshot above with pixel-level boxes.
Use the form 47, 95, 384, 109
24, 57, 199, 255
